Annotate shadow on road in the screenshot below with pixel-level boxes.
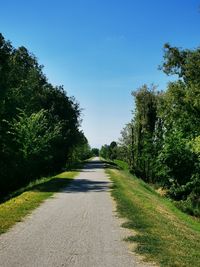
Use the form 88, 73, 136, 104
1, 160, 118, 200
62, 160, 119, 193
30, 160, 115, 194
63, 179, 110, 193
82, 160, 119, 171
83, 160, 105, 170
31, 178, 74, 193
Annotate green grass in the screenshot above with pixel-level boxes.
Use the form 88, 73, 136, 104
113, 159, 129, 170
0, 171, 78, 234
107, 168, 200, 267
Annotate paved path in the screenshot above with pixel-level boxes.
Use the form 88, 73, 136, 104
0, 158, 149, 267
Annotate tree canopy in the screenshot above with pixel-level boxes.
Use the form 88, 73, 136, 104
0, 33, 90, 197
101, 43, 200, 217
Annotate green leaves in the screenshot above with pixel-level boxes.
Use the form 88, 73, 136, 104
10, 109, 61, 160
0, 33, 87, 197
100, 142, 118, 161
116, 43, 200, 216
190, 136, 200, 155
161, 43, 200, 84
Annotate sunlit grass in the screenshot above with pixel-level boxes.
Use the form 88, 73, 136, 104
107, 168, 200, 267
113, 159, 129, 170
0, 171, 78, 234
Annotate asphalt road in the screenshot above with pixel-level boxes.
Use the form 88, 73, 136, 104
0, 158, 149, 267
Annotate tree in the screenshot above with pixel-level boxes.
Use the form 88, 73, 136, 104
0, 33, 87, 197
131, 85, 158, 181
100, 145, 110, 159
115, 43, 200, 216
118, 123, 133, 167
10, 109, 61, 178
0, 33, 12, 102
161, 43, 200, 84
157, 44, 200, 215
91, 148, 99, 156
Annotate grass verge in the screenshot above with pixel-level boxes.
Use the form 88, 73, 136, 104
113, 159, 129, 170
107, 168, 200, 267
0, 171, 78, 234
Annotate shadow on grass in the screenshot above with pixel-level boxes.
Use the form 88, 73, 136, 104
0, 159, 117, 203
30, 159, 113, 194
109, 172, 172, 265
100, 160, 120, 170
114, 198, 166, 261
0, 176, 75, 204
31, 177, 110, 194
31, 177, 74, 193
124, 234, 163, 256
28, 160, 113, 194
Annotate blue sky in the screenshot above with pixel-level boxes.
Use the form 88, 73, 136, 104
1, 0, 200, 147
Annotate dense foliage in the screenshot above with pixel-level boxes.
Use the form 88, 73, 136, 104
100, 141, 118, 160
0, 33, 91, 197
101, 44, 200, 216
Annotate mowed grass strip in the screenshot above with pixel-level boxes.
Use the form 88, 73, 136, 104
107, 169, 200, 267
0, 171, 78, 234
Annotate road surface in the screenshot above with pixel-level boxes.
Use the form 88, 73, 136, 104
0, 158, 149, 267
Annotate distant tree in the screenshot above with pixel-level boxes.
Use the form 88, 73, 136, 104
91, 148, 99, 156
100, 145, 110, 159
67, 133, 92, 165
108, 141, 118, 160
131, 85, 158, 181
99, 141, 118, 160
118, 123, 134, 167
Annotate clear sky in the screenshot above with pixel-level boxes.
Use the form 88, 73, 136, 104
1, 0, 200, 147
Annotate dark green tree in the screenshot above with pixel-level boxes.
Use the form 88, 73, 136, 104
132, 85, 158, 182
91, 148, 99, 157
0, 33, 88, 197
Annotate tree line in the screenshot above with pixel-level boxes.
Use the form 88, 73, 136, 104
0, 33, 92, 198
100, 43, 200, 217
